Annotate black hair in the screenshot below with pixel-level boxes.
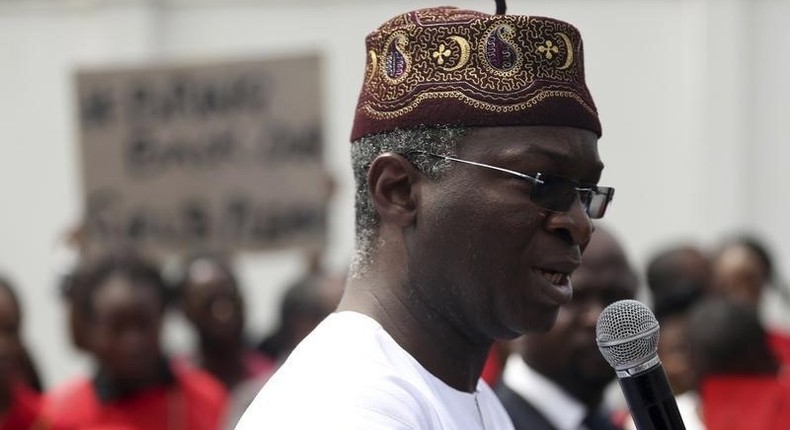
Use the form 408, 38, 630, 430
688, 297, 779, 376
171, 251, 239, 302
716, 234, 774, 283
69, 251, 171, 319
653, 286, 704, 322
0, 276, 43, 392
645, 245, 709, 320
0, 276, 21, 324
715, 233, 790, 304
257, 272, 337, 360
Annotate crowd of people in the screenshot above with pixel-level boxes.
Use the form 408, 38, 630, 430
0, 253, 344, 429
3, 1, 789, 429
3, 227, 787, 429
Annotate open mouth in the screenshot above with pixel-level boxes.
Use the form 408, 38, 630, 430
538, 269, 569, 285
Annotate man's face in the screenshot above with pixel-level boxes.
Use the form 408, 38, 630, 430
182, 261, 244, 345
712, 245, 765, 307
520, 229, 637, 393
89, 275, 164, 384
405, 125, 603, 341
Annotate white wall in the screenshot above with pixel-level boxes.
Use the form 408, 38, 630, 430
1, 0, 788, 387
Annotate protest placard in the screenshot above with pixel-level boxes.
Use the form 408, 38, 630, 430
76, 54, 329, 258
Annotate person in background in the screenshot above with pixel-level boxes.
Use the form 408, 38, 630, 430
652, 291, 706, 430
235, 1, 613, 428
645, 244, 710, 311
44, 252, 227, 430
687, 297, 790, 430
256, 270, 345, 365
710, 234, 790, 363
0, 277, 61, 430
495, 226, 636, 430
644, 244, 710, 429
711, 235, 774, 307
177, 253, 279, 429
178, 253, 275, 389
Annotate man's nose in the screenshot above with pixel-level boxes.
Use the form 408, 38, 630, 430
544, 199, 593, 246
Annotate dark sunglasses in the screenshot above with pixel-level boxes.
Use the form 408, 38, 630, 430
407, 150, 615, 219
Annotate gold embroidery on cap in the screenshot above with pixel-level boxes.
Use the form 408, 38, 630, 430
442, 36, 471, 72
537, 40, 559, 59
355, 12, 598, 136
360, 89, 596, 119
365, 50, 379, 84
381, 31, 412, 85
432, 44, 451, 65
479, 23, 523, 77
556, 32, 574, 70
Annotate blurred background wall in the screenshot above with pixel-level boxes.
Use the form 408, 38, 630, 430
0, 0, 788, 387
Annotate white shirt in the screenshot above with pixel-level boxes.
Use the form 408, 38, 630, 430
502, 354, 588, 430
235, 311, 515, 430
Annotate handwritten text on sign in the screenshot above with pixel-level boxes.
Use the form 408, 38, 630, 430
77, 55, 328, 257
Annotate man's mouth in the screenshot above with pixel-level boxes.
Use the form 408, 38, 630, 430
538, 269, 569, 285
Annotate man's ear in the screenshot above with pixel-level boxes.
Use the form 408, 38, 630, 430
367, 153, 420, 227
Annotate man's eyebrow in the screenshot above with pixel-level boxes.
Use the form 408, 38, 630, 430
525, 146, 605, 171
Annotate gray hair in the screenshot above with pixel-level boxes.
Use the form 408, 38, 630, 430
349, 126, 469, 276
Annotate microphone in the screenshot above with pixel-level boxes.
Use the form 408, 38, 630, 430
595, 300, 686, 430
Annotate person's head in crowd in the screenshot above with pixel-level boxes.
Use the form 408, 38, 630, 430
645, 244, 710, 396
236, 3, 612, 428
258, 270, 344, 363
59, 267, 90, 353
646, 244, 710, 311
0, 278, 29, 404
711, 234, 777, 308
177, 252, 277, 391
509, 226, 637, 408
179, 253, 245, 350
0, 277, 42, 395
69, 251, 172, 392
653, 288, 701, 397
0, 278, 65, 430
688, 297, 780, 378
0, 278, 22, 400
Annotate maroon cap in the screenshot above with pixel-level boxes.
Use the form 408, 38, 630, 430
350, 6, 601, 141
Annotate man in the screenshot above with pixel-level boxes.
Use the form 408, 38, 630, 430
236, 2, 613, 429
495, 227, 637, 430
257, 270, 346, 365
688, 297, 790, 430
644, 245, 709, 412
45, 252, 227, 430
0, 278, 64, 430
178, 254, 275, 390
177, 254, 278, 429
645, 244, 710, 314
711, 235, 790, 363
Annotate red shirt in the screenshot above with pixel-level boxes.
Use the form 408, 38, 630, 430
1, 383, 64, 430
768, 330, 790, 365
44, 363, 227, 430
701, 373, 790, 430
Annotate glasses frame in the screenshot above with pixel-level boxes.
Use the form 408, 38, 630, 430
406, 150, 614, 219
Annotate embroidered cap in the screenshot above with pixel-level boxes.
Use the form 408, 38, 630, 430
350, 5, 601, 141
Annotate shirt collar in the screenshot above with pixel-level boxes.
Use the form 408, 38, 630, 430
92, 356, 175, 403
502, 353, 588, 430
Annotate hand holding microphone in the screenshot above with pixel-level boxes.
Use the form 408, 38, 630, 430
596, 300, 686, 430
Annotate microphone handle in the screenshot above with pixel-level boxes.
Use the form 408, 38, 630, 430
618, 364, 686, 430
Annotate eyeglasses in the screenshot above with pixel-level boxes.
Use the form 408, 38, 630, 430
407, 150, 615, 219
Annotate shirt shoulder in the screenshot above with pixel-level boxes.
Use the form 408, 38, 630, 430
171, 363, 229, 430
42, 378, 98, 429
235, 312, 436, 429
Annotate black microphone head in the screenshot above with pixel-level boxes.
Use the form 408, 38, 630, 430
596, 299, 660, 372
